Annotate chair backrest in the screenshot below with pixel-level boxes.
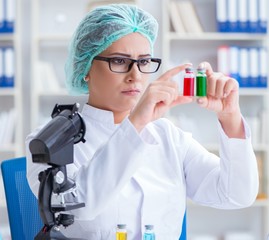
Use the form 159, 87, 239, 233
1, 157, 43, 240
179, 211, 187, 240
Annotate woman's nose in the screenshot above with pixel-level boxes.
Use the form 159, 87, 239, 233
126, 64, 142, 81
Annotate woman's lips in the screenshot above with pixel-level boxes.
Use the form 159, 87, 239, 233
121, 89, 141, 96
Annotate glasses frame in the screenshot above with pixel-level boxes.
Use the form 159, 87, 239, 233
93, 56, 162, 73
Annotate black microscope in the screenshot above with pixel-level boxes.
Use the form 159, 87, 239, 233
29, 103, 86, 240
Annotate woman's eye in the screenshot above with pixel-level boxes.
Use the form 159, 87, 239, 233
112, 58, 126, 65
139, 59, 150, 65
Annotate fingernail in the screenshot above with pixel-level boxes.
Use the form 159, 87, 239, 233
198, 63, 205, 69
223, 92, 228, 98
197, 98, 204, 104
184, 62, 193, 66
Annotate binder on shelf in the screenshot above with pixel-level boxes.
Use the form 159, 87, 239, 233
258, 0, 267, 33
248, 0, 259, 33
217, 45, 229, 75
227, 0, 238, 32
0, 47, 3, 86
218, 45, 268, 88
0, 0, 4, 32
249, 48, 259, 87
0, 47, 15, 88
229, 46, 240, 81
169, 1, 186, 33
259, 47, 267, 87
176, 1, 203, 33
36, 61, 61, 92
216, 0, 267, 33
216, 0, 228, 32
0, 109, 16, 145
5, 0, 15, 33
238, 0, 248, 32
0, 0, 15, 33
4, 47, 15, 87
238, 48, 249, 87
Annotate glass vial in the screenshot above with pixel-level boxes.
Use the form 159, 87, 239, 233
196, 68, 207, 97
143, 225, 155, 240
116, 224, 127, 240
183, 67, 195, 96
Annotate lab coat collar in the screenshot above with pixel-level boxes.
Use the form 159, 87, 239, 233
81, 104, 118, 126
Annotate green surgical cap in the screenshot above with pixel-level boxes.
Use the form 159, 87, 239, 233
65, 4, 159, 95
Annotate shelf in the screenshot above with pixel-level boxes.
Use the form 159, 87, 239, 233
0, 145, 17, 152
0, 34, 14, 42
239, 88, 269, 96
166, 32, 268, 41
38, 34, 72, 41
0, 0, 23, 159
0, 88, 19, 96
36, 88, 69, 96
34, 34, 72, 43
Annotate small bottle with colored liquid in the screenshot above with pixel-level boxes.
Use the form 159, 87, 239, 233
196, 67, 207, 97
143, 225, 155, 240
183, 67, 195, 96
116, 224, 127, 240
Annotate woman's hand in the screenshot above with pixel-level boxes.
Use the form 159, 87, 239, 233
129, 64, 192, 132
197, 62, 245, 138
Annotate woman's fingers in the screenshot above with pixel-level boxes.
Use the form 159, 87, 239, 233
198, 61, 239, 99
159, 63, 192, 82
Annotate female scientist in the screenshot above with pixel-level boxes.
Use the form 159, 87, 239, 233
26, 4, 259, 240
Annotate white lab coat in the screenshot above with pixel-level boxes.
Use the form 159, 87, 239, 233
26, 104, 259, 240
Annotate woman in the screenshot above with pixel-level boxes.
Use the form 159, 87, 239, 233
26, 4, 258, 240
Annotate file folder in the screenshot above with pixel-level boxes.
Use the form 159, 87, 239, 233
5, 0, 15, 32
238, 0, 248, 32
4, 47, 15, 87
258, 0, 267, 33
227, 0, 238, 32
0, 0, 4, 32
248, 0, 259, 33
229, 46, 240, 81
259, 47, 267, 87
249, 48, 259, 87
216, 0, 229, 32
239, 48, 249, 87
0, 48, 3, 86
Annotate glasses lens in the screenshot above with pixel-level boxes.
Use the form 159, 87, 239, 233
138, 58, 160, 73
108, 57, 161, 73
109, 58, 132, 73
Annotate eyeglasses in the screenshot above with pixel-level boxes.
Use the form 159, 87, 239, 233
93, 56, 162, 73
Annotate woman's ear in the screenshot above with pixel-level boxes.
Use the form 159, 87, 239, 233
83, 75, 89, 82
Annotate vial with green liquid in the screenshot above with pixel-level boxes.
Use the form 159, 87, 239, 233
116, 224, 127, 240
143, 225, 155, 240
196, 67, 207, 97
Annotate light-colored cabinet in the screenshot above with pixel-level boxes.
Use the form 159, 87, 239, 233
0, 1, 23, 161
162, 0, 269, 239
0, 0, 23, 238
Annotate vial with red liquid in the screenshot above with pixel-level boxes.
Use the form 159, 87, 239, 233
183, 67, 195, 96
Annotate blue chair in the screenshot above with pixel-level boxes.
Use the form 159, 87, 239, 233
1, 157, 43, 240
180, 211, 187, 240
